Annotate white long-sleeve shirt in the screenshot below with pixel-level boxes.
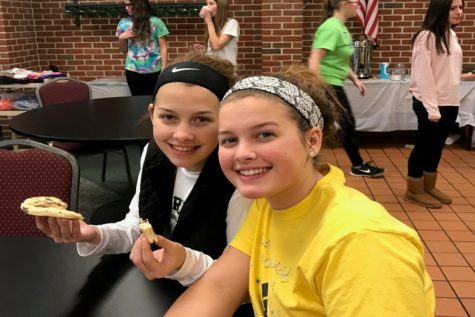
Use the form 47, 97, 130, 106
409, 29, 462, 120
77, 143, 251, 285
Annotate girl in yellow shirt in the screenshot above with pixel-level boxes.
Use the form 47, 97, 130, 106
155, 64, 435, 316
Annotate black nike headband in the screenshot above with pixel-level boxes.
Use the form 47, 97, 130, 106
152, 62, 230, 101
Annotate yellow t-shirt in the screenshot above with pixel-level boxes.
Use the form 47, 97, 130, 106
231, 164, 435, 317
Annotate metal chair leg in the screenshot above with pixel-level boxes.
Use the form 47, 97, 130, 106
122, 146, 133, 191
466, 125, 473, 151
101, 152, 108, 182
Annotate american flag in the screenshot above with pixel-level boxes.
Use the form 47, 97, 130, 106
355, 0, 379, 41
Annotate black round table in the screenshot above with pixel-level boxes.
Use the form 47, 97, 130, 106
0, 237, 184, 317
9, 96, 153, 143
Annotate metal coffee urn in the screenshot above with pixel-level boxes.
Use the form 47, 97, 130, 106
352, 38, 374, 79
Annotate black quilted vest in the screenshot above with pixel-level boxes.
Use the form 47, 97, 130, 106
138, 141, 235, 259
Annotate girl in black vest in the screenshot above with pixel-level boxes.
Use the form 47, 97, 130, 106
35, 52, 251, 292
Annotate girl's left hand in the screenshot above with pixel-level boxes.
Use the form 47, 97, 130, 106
130, 234, 187, 280
192, 43, 206, 52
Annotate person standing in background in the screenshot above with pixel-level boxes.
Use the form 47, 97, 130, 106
117, 0, 169, 96
308, 0, 385, 178
194, 0, 240, 66
405, 0, 474, 208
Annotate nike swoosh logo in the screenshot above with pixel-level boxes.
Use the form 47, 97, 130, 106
359, 168, 371, 173
171, 67, 200, 73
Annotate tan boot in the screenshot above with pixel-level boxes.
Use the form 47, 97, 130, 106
404, 176, 442, 208
423, 172, 452, 204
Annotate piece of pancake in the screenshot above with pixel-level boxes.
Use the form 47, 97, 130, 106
21, 196, 84, 220
139, 218, 157, 243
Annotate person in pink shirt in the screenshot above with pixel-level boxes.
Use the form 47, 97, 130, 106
406, 0, 474, 208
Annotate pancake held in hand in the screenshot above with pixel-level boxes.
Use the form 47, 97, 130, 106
139, 218, 158, 243
20, 196, 84, 220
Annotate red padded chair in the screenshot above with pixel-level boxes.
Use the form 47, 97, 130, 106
36, 77, 133, 189
0, 139, 79, 237
36, 77, 91, 107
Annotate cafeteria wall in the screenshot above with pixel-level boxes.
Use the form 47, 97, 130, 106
0, 0, 475, 80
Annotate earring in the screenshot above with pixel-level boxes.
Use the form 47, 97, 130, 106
309, 151, 318, 158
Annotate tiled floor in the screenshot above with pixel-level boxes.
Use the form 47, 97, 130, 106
319, 132, 475, 317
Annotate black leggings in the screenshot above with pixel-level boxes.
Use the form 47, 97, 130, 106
408, 97, 458, 178
125, 69, 161, 96
331, 85, 364, 166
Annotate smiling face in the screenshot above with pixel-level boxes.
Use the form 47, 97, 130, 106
218, 95, 322, 209
449, 0, 464, 26
150, 82, 220, 172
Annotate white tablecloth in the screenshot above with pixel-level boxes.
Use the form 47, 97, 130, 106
0, 79, 132, 100
89, 77, 131, 99
84, 77, 475, 147
344, 79, 475, 132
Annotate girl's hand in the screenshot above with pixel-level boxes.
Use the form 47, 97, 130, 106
461, 71, 475, 81
354, 79, 367, 96
35, 216, 100, 244
428, 112, 441, 123
191, 43, 206, 52
130, 235, 187, 280
200, 7, 212, 23
119, 27, 135, 40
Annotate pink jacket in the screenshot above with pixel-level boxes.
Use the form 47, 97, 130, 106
409, 29, 462, 121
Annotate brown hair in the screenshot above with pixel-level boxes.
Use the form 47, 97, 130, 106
323, 0, 345, 21
205, 0, 231, 43
411, 0, 464, 55
130, 0, 155, 43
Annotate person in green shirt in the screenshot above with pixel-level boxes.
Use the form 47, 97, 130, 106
308, 0, 385, 178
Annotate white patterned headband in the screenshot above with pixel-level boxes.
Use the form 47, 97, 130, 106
222, 76, 324, 129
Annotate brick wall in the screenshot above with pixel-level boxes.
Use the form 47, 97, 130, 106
1, 0, 475, 139
1, 0, 475, 78
0, 0, 38, 70
0, 0, 264, 80
304, 0, 475, 73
